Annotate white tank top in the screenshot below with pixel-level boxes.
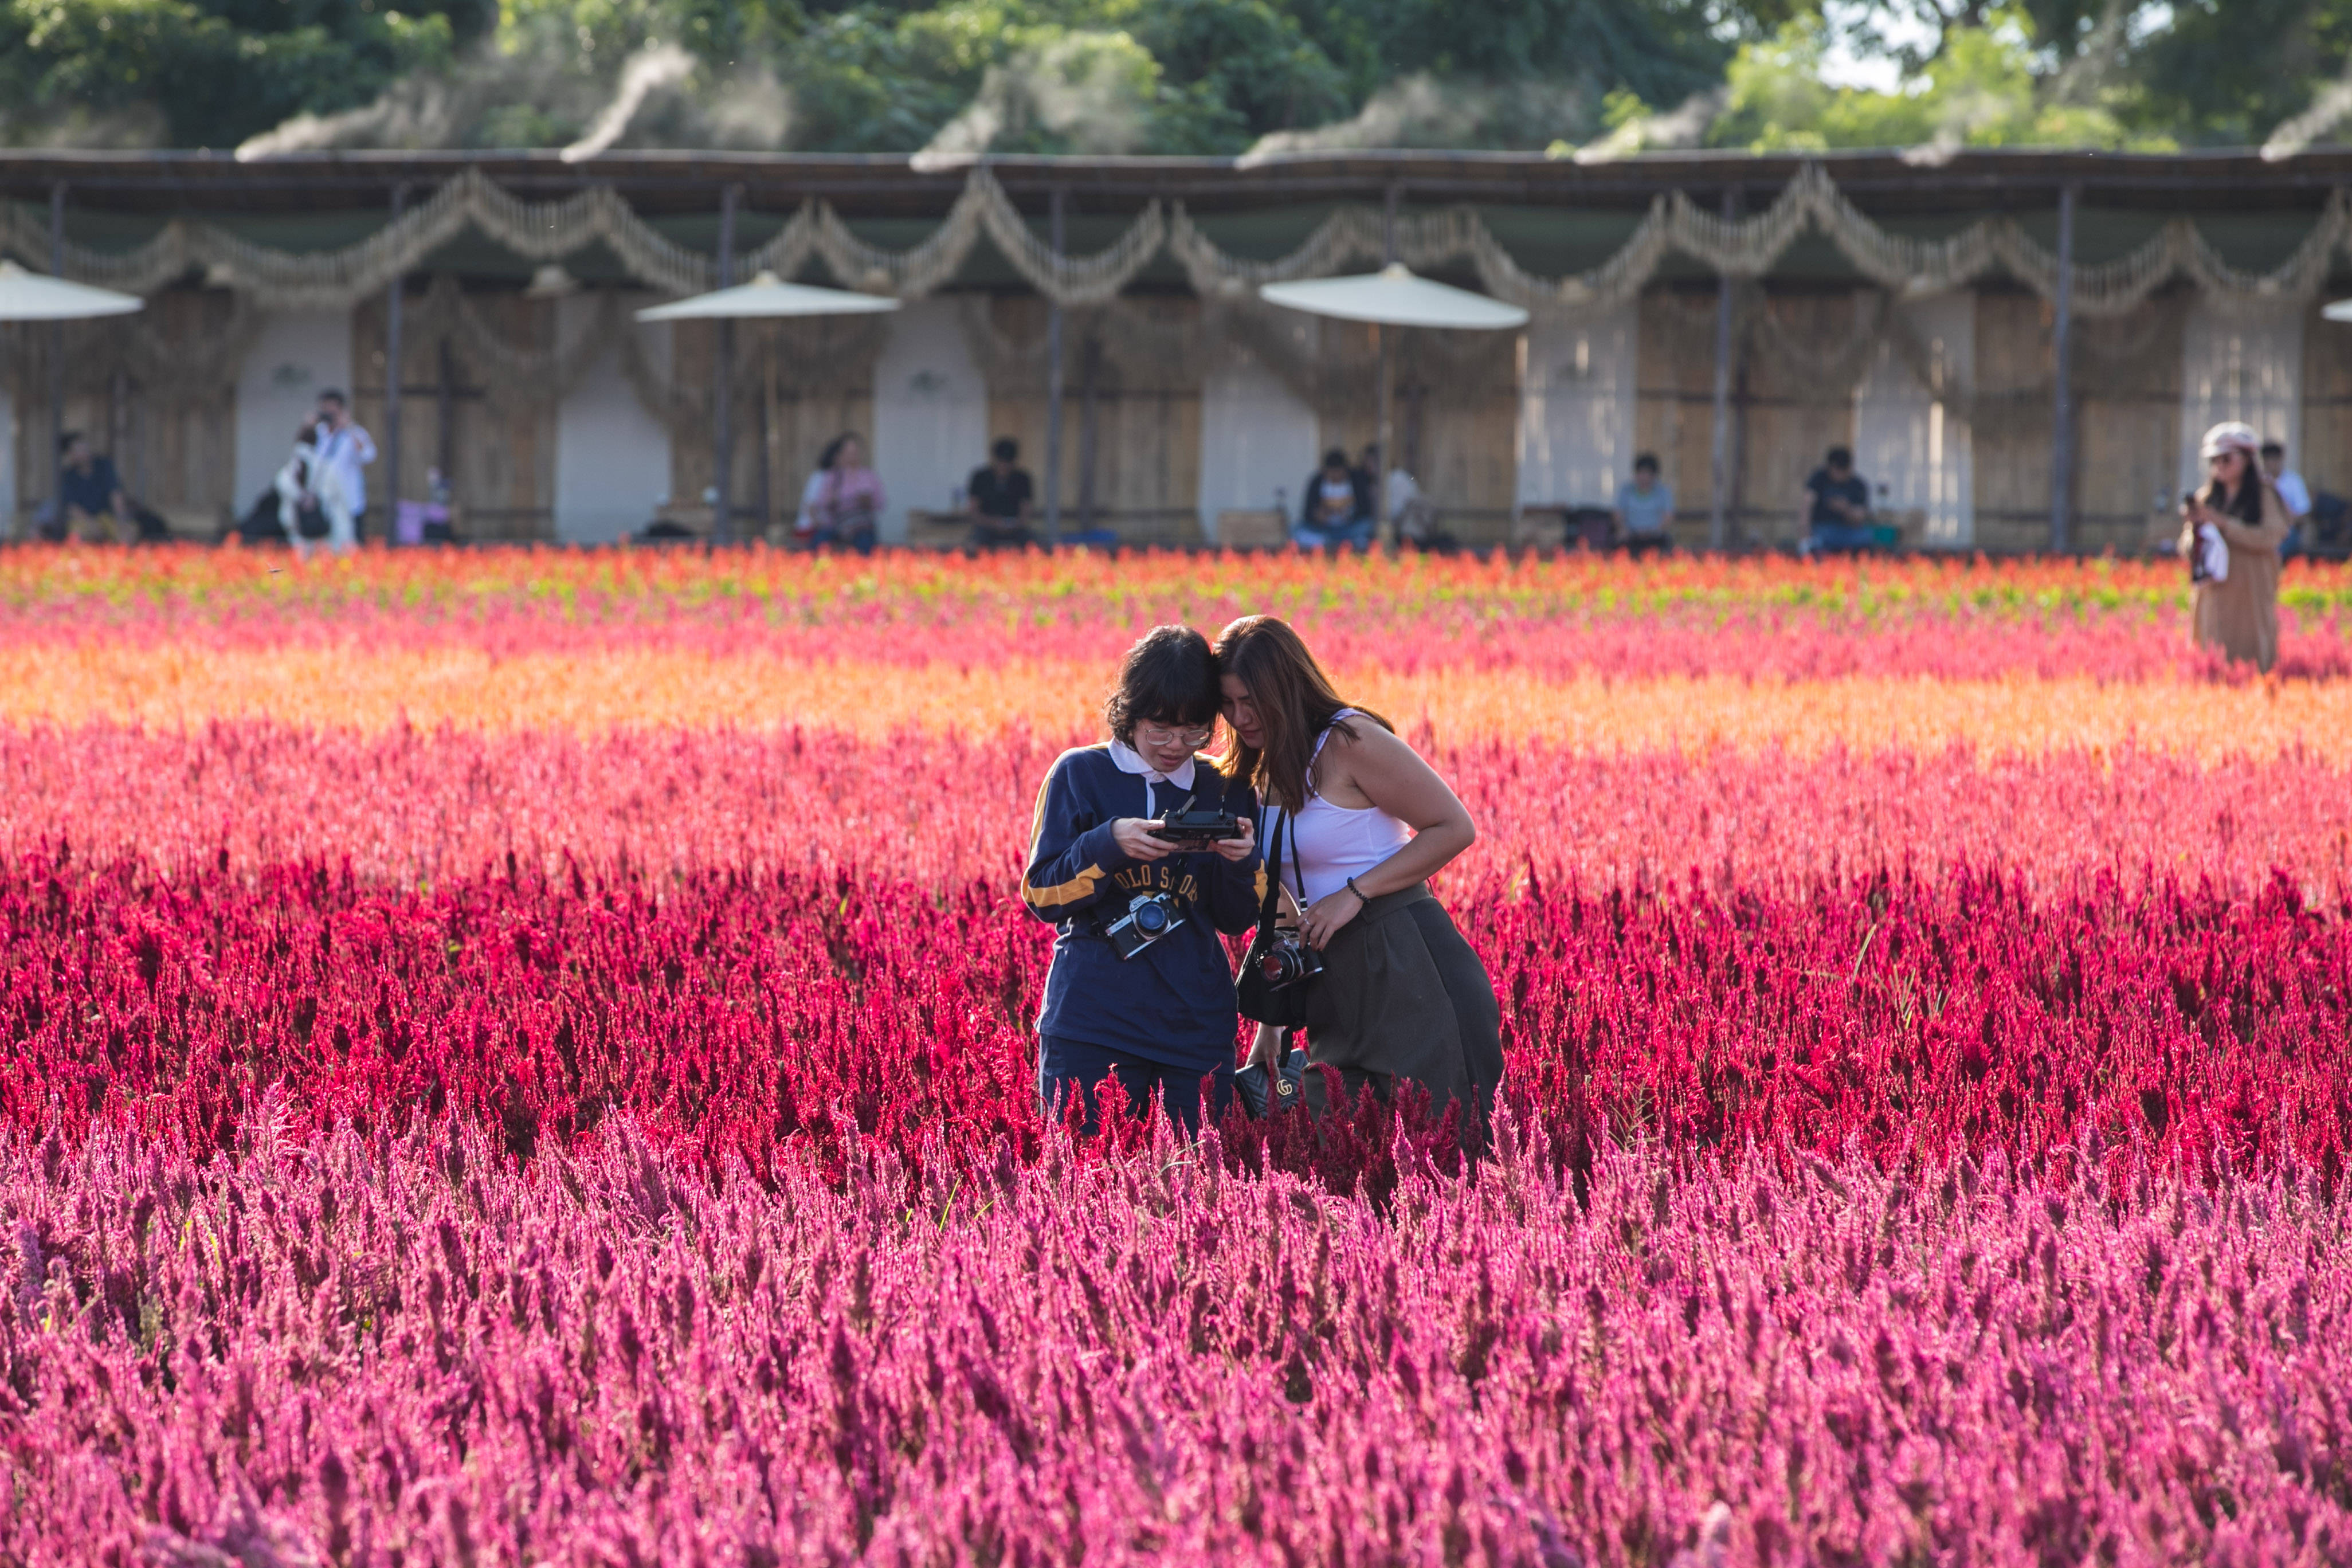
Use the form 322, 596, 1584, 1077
1273, 710, 1413, 906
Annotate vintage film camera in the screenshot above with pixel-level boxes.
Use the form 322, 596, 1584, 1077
1254, 930, 1325, 989
1102, 891, 1187, 959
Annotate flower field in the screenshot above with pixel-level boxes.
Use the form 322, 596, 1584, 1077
5, 547, 2352, 1566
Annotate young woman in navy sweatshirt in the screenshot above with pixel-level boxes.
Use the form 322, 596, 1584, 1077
1021, 625, 1264, 1132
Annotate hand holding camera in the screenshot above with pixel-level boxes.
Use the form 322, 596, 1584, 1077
1109, 817, 1177, 862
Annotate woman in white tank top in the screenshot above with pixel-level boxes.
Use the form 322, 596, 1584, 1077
1213, 615, 1502, 1119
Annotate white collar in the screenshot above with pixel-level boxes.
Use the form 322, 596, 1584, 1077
1107, 738, 1194, 791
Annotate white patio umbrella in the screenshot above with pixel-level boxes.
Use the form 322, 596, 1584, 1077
637, 271, 897, 544
1259, 262, 1530, 331
635, 270, 900, 322
1259, 263, 1528, 537
0, 258, 143, 321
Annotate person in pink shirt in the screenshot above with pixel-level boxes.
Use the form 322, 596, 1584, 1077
806, 433, 884, 553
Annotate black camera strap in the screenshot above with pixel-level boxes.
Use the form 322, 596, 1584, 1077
1236, 804, 1312, 1028
1248, 803, 1305, 935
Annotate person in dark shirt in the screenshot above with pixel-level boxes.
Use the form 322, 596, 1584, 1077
1022, 625, 1264, 1134
966, 436, 1036, 550
56, 432, 132, 543
1801, 445, 1875, 555
1295, 447, 1375, 548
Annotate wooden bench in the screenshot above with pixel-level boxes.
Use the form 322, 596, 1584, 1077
1216, 508, 1290, 548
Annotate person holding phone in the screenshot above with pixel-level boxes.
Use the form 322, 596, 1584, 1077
2179, 422, 2289, 672
1021, 626, 1263, 1133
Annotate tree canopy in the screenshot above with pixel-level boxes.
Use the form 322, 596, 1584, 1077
4, 0, 2352, 157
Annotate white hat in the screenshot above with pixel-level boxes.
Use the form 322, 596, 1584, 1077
2200, 421, 2261, 461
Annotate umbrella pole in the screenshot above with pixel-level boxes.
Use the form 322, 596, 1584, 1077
1377, 326, 1394, 547
1375, 182, 1401, 549
46, 182, 65, 539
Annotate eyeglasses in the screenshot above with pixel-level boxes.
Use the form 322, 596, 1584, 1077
1137, 722, 1215, 748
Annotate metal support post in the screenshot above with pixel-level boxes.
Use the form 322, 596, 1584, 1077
2049, 182, 2080, 554
46, 183, 67, 532
1045, 187, 1067, 545
383, 183, 407, 546
712, 183, 740, 544
1707, 187, 1740, 552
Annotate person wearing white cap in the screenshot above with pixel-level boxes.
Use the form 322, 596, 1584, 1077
2179, 421, 2290, 672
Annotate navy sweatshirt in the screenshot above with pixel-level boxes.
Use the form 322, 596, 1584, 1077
1021, 743, 1265, 1071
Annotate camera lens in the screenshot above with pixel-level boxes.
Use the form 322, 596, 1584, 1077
1134, 900, 1168, 934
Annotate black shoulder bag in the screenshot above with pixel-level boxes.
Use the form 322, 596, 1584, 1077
1235, 809, 1315, 1029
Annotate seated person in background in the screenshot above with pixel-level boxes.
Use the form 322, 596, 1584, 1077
966, 436, 1036, 550
1361, 442, 1448, 548
2263, 440, 2312, 553
1295, 447, 1375, 549
806, 432, 884, 553
1800, 445, 1875, 554
54, 432, 132, 543
1614, 453, 1675, 554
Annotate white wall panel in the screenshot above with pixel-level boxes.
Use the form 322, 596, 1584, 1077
554, 299, 672, 543
1515, 305, 1638, 509
1855, 292, 1975, 547
2178, 302, 2303, 500
872, 297, 987, 544
234, 311, 351, 511
1198, 342, 1320, 539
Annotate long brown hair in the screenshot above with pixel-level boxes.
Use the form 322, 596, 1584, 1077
1213, 615, 1391, 812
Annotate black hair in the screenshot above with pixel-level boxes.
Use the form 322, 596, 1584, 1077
1103, 625, 1220, 746
991, 437, 1019, 462
1633, 452, 1660, 473
319, 389, 347, 407
817, 436, 846, 471
1826, 445, 1853, 468
1321, 447, 1350, 471
57, 430, 83, 455
2260, 441, 2285, 458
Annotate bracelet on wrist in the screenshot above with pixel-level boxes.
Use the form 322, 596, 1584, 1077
1346, 876, 1370, 907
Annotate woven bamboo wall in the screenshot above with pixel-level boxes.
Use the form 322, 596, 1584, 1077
127, 291, 241, 530
675, 318, 877, 540
2072, 293, 2186, 555
353, 292, 556, 542
1312, 320, 1520, 543
1966, 291, 2055, 554
2301, 301, 2352, 513
1738, 290, 1861, 548
6, 295, 241, 535
1634, 288, 1718, 546
982, 297, 1202, 543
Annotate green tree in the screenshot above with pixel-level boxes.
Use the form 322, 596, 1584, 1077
1703, 9, 2162, 151
0, 0, 485, 146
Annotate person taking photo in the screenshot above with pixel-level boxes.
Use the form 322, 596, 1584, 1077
1022, 625, 1263, 1133
1215, 614, 1501, 1120
2180, 421, 2289, 672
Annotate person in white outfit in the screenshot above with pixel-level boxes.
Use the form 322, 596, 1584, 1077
310, 389, 375, 554
1214, 613, 1502, 1122
273, 425, 320, 550
274, 423, 355, 562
